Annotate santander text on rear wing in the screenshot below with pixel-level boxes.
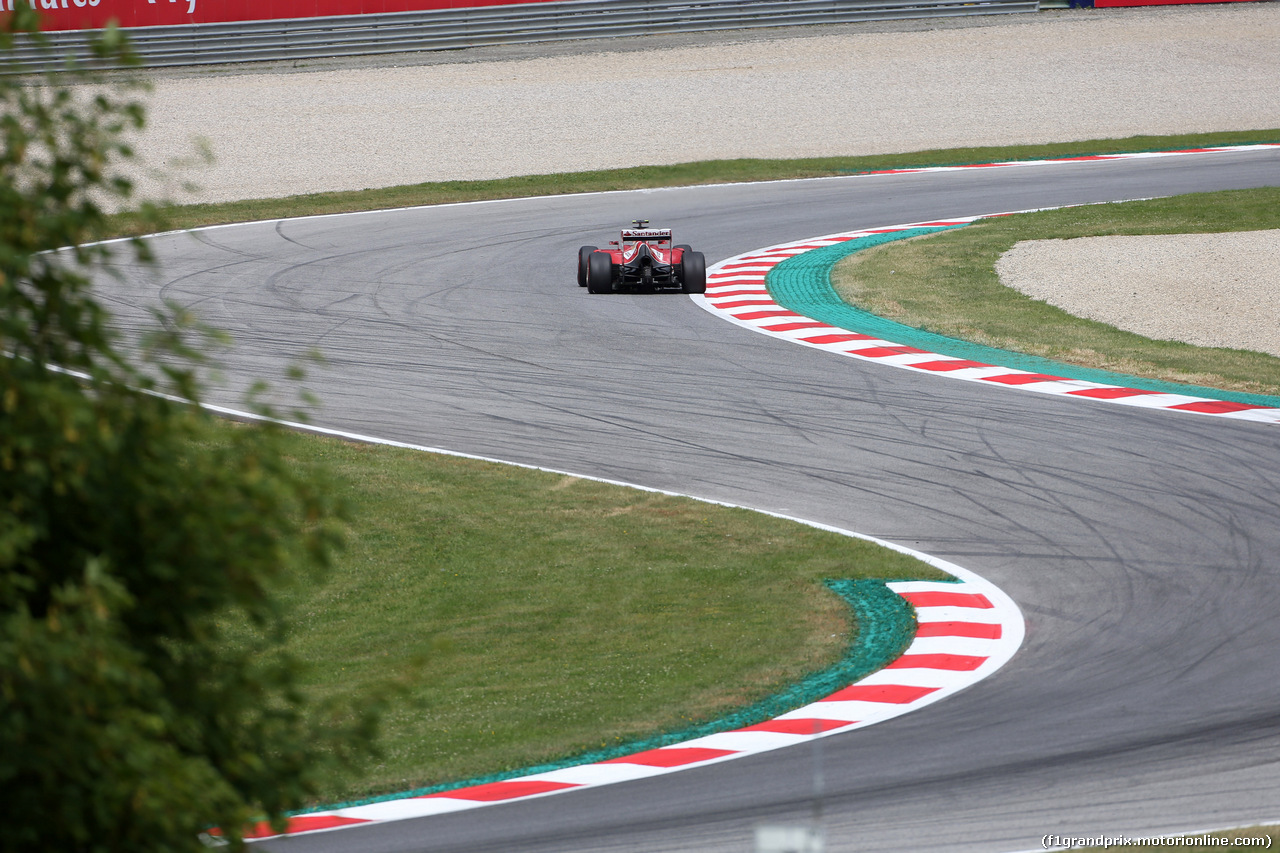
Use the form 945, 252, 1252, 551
620, 229, 672, 242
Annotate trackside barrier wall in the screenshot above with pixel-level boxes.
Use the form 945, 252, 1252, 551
15, 0, 565, 31
5, 0, 1039, 71
1094, 0, 1259, 6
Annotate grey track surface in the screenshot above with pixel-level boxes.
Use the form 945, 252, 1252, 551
101, 150, 1280, 852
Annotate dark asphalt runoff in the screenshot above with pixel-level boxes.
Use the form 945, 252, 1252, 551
99, 149, 1280, 853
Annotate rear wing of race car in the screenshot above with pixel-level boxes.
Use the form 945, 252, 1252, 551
620, 228, 672, 242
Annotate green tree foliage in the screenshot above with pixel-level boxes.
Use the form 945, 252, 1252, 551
1, 11, 373, 850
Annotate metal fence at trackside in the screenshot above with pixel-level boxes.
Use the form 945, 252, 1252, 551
5, 0, 1039, 73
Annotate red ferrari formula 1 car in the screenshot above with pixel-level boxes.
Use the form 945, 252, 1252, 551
578, 220, 706, 294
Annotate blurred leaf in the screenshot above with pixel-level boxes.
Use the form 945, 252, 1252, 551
1, 16, 373, 853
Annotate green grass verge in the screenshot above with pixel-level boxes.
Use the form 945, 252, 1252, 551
831, 187, 1280, 399
1070, 825, 1278, 851
260, 430, 948, 803
106, 130, 1279, 236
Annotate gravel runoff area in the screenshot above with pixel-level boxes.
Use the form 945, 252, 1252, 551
132, 3, 1280, 205
997, 231, 1280, 359
126, 1, 1280, 358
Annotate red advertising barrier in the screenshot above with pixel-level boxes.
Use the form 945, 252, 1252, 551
12, 0, 1266, 32
8, 0, 558, 32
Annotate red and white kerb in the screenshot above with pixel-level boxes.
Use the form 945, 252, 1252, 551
694, 216, 1280, 425
238, 574, 1021, 841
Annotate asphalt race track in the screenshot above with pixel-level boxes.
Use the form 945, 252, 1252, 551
100, 149, 1280, 852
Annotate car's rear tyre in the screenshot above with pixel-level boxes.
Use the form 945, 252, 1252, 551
681, 250, 706, 294
587, 251, 613, 294
577, 246, 597, 287
674, 244, 692, 256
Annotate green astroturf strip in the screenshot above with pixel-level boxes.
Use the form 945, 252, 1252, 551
298, 577, 925, 814
765, 229, 1280, 409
